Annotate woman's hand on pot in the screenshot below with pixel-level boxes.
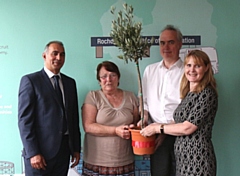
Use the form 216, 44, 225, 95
128, 124, 136, 129
115, 125, 131, 139
140, 123, 160, 137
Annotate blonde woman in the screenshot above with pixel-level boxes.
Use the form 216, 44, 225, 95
140, 50, 218, 176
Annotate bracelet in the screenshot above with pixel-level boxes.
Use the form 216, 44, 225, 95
160, 124, 164, 134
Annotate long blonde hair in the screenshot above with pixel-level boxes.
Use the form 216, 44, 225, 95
180, 50, 217, 99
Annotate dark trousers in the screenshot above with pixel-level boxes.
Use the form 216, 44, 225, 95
150, 135, 176, 176
24, 135, 70, 176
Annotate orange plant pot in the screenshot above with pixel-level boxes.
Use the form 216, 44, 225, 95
129, 128, 156, 155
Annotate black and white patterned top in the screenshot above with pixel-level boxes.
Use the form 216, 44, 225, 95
173, 87, 218, 176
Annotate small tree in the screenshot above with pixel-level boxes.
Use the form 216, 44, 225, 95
110, 3, 154, 129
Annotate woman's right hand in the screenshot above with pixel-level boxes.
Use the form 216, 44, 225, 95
115, 125, 131, 139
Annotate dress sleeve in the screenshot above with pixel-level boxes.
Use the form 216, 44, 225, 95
187, 88, 218, 127
83, 90, 99, 107
128, 91, 139, 107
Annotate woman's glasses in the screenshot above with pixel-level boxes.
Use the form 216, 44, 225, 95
100, 73, 117, 80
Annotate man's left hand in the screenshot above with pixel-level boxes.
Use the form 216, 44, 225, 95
70, 152, 80, 168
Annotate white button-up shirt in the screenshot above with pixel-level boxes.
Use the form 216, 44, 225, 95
142, 59, 184, 123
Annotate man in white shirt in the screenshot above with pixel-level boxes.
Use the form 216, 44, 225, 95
141, 25, 184, 176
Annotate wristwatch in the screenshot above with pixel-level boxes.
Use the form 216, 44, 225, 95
160, 124, 164, 134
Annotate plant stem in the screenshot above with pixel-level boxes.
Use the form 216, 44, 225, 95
136, 60, 144, 129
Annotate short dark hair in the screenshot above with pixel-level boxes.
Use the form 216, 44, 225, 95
161, 24, 182, 42
44, 41, 64, 53
96, 61, 121, 82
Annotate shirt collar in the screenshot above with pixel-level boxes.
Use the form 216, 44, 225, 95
44, 66, 61, 79
159, 58, 183, 69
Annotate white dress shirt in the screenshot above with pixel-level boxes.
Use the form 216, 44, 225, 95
142, 59, 184, 123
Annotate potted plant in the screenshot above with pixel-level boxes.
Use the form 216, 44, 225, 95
110, 3, 155, 155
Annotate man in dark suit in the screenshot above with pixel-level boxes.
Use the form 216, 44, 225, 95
18, 41, 81, 176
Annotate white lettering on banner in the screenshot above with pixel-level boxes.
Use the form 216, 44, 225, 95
0, 110, 12, 114
0, 104, 12, 115
142, 37, 152, 43
182, 38, 195, 44
97, 38, 113, 45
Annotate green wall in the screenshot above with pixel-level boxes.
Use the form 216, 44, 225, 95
0, 0, 239, 175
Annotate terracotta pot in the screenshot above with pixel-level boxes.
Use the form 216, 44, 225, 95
129, 128, 156, 155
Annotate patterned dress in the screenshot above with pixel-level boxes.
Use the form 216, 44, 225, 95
173, 87, 218, 176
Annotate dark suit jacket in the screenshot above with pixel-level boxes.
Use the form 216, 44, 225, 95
18, 69, 81, 160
